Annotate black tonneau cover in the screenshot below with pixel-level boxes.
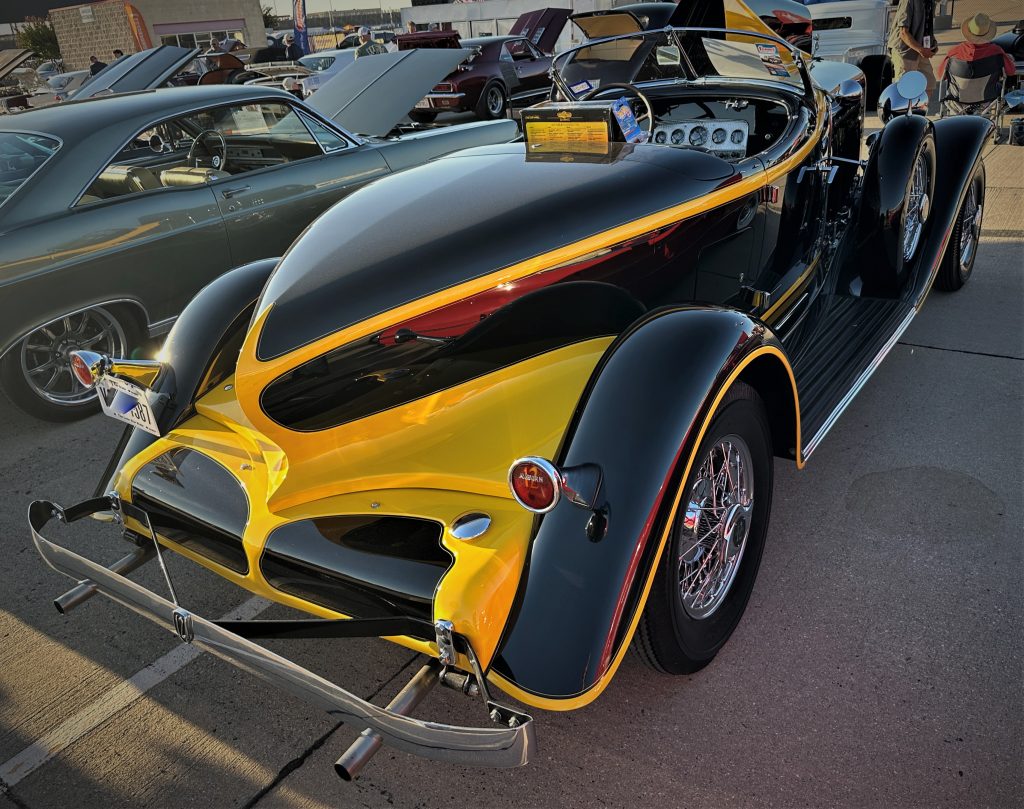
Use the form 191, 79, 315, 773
255, 142, 736, 359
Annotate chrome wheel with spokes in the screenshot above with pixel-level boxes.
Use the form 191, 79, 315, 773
678, 435, 754, 620
959, 182, 981, 272
634, 382, 773, 675
936, 165, 985, 292
902, 153, 930, 263
4, 307, 128, 420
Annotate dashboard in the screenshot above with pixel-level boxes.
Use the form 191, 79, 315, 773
651, 120, 749, 160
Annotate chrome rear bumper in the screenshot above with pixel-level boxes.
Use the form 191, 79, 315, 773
28, 498, 534, 771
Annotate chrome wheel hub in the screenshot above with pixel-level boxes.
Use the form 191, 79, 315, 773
903, 155, 929, 262
678, 435, 754, 620
487, 88, 503, 116
20, 308, 125, 406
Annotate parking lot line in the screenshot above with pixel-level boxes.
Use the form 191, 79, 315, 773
0, 596, 270, 790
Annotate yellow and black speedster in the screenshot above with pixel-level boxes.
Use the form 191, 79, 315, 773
31, 22, 990, 778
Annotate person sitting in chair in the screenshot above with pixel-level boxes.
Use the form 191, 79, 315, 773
939, 13, 1016, 80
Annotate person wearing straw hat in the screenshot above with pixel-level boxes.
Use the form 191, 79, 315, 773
938, 13, 1016, 80
887, 0, 938, 95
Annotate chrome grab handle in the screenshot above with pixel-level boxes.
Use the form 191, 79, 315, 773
221, 185, 251, 199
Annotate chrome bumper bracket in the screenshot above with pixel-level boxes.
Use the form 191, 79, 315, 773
28, 498, 535, 770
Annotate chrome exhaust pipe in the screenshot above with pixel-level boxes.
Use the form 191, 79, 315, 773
54, 544, 156, 614
335, 661, 439, 781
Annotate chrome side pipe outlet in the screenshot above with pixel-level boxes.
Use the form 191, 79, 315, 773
335, 661, 441, 781
54, 543, 156, 614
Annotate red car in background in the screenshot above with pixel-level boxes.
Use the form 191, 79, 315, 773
400, 8, 570, 122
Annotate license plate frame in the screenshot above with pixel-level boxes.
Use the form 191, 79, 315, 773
96, 375, 160, 436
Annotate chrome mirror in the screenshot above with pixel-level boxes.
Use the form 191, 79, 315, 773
878, 70, 928, 124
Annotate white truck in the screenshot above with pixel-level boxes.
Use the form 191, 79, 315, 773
803, 0, 895, 108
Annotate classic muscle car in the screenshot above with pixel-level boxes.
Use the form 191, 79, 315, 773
30, 23, 989, 780
0, 50, 516, 421
402, 9, 571, 122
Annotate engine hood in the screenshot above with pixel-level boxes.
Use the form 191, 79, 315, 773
252, 142, 737, 362
0, 49, 33, 83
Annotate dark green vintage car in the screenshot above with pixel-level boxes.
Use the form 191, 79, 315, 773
0, 50, 516, 421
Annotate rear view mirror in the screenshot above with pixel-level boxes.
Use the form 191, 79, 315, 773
656, 46, 681, 67
878, 70, 928, 124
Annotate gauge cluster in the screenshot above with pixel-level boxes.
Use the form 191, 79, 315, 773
651, 120, 749, 160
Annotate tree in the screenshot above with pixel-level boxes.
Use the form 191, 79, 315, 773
262, 6, 278, 29
15, 17, 61, 62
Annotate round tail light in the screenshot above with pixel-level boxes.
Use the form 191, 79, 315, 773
69, 350, 100, 388
508, 457, 562, 513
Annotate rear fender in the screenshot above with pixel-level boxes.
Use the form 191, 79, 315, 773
94, 258, 278, 496
489, 307, 798, 708
908, 114, 992, 301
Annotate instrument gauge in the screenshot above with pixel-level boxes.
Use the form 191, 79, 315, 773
670, 128, 685, 145
731, 129, 745, 144
654, 130, 667, 144
688, 126, 708, 146
712, 127, 727, 144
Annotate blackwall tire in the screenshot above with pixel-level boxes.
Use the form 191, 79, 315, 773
475, 82, 507, 120
634, 381, 774, 674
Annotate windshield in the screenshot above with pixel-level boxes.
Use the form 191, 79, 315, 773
300, 54, 337, 72
0, 132, 60, 209
553, 27, 808, 98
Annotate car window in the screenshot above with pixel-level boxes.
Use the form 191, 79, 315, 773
499, 43, 514, 63
300, 55, 336, 72
79, 101, 326, 205
299, 113, 349, 152
0, 132, 60, 209
505, 40, 535, 61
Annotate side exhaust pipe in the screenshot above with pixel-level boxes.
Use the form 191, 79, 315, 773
54, 544, 156, 614
335, 662, 440, 781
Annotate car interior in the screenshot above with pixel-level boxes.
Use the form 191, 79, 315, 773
78, 102, 336, 205
0, 133, 59, 208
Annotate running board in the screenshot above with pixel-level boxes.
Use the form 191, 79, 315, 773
793, 296, 915, 461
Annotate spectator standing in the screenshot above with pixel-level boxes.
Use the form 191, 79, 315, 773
406, 20, 417, 34
112, 49, 124, 59
283, 34, 304, 61
888, 0, 938, 95
205, 39, 223, 54
354, 27, 387, 58
88, 55, 107, 75
938, 13, 1017, 79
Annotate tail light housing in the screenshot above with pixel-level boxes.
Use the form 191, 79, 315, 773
508, 457, 562, 513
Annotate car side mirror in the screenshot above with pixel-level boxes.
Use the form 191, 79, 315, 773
877, 70, 928, 124
656, 45, 681, 67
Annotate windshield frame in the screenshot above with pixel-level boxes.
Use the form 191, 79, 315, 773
550, 26, 814, 102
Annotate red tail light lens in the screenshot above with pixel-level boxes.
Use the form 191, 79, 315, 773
69, 351, 97, 388
508, 457, 561, 513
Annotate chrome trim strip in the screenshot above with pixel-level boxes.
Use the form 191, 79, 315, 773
28, 500, 534, 769
802, 307, 916, 459
147, 315, 177, 338
773, 291, 809, 333
424, 92, 466, 100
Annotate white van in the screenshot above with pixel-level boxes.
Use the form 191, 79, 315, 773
804, 0, 895, 107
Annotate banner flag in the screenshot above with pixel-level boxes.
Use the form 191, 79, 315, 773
124, 2, 153, 50
293, 0, 312, 54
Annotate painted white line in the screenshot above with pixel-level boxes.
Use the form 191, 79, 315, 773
0, 595, 270, 789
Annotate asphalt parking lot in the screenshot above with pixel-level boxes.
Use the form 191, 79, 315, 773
0, 139, 1021, 808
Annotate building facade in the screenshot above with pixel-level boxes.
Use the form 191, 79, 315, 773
400, 0, 619, 51
50, 0, 264, 70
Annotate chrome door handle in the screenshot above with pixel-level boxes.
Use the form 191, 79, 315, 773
221, 186, 250, 199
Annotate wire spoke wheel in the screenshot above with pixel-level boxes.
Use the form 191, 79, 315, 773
677, 435, 754, 620
959, 182, 981, 272
902, 153, 930, 262
19, 308, 126, 406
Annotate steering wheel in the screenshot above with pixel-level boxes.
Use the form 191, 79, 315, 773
187, 129, 228, 171
581, 82, 655, 138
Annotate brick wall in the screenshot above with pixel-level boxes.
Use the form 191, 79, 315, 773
51, 1, 133, 71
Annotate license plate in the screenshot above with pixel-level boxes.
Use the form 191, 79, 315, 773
96, 375, 160, 436
415, 98, 432, 109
